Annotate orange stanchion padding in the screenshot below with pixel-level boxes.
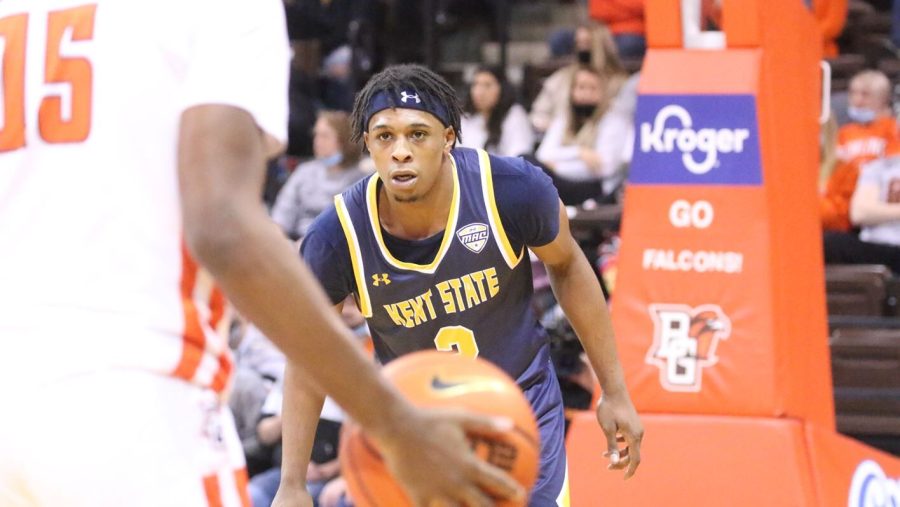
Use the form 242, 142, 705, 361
613, 186, 775, 416
566, 411, 817, 506
610, 0, 833, 428
804, 423, 900, 507
566, 410, 900, 506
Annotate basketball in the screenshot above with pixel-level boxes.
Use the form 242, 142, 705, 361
339, 351, 541, 507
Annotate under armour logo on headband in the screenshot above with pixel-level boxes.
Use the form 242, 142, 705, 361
400, 91, 421, 104
364, 89, 450, 129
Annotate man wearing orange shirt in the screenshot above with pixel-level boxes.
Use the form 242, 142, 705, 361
821, 70, 898, 233
590, 0, 646, 58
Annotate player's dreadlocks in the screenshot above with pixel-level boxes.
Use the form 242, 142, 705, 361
350, 63, 463, 145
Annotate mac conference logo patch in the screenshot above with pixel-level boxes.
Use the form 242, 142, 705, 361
456, 223, 489, 254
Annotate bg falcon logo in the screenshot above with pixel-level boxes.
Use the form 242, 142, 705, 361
646, 304, 731, 392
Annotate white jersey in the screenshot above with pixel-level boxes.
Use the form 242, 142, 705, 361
0, 0, 289, 394
859, 156, 900, 246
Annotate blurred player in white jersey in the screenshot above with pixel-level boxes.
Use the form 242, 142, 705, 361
0, 1, 523, 506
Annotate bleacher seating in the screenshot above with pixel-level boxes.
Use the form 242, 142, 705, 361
829, 327, 900, 442
825, 264, 900, 455
835, 1, 899, 91
522, 61, 566, 110
825, 264, 892, 316
826, 54, 866, 93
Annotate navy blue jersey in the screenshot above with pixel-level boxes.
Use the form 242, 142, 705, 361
302, 148, 560, 385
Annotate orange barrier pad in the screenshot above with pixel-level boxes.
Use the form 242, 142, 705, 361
566, 412, 900, 506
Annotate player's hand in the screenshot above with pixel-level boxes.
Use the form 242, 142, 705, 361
271, 481, 314, 507
376, 406, 526, 507
596, 391, 643, 480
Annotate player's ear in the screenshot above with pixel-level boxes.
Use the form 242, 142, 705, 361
363, 131, 371, 151
443, 127, 456, 152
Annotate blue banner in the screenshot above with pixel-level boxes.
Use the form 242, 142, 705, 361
630, 94, 762, 185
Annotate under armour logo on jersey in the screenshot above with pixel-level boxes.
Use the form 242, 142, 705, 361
456, 223, 489, 254
400, 91, 421, 104
372, 273, 392, 286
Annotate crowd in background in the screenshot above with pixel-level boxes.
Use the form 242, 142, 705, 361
233, 1, 900, 505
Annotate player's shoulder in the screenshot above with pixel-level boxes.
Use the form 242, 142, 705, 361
486, 155, 557, 218
301, 205, 354, 271
304, 206, 342, 244
487, 153, 548, 191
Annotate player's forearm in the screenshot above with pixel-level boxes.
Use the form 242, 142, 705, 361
279, 363, 326, 488
187, 206, 413, 440
546, 251, 629, 398
178, 106, 413, 450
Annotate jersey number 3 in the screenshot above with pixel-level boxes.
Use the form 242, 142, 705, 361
434, 326, 480, 359
0, 5, 96, 152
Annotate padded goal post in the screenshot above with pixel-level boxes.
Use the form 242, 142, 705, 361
570, 0, 900, 504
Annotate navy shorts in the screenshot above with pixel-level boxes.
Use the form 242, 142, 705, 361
521, 360, 568, 506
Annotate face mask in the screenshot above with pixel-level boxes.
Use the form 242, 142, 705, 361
576, 50, 592, 65
319, 152, 343, 167
847, 106, 877, 124
572, 103, 597, 120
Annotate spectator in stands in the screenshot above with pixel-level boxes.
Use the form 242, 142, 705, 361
530, 20, 627, 134
317, 477, 352, 507
535, 66, 632, 204
320, 45, 355, 112
821, 70, 898, 233
459, 67, 535, 157
230, 367, 277, 477
812, 0, 847, 58
893, 0, 900, 52
249, 381, 285, 507
819, 112, 840, 192
271, 111, 366, 241
589, 0, 646, 59
825, 149, 900, 273
829, 142, 900, 274
284, 0, 376, 62
251, 384, 348, 507
234, 322, 287, 384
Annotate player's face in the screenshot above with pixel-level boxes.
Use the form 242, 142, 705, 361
571, 70, 603, 106
364, 108, 455, 203
470, 72, 501, 113
313, 117, 341, 159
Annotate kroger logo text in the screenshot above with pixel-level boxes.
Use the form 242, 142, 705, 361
629, 94, 761, 186
849, 460, 900, 507
640, 104, 750, 175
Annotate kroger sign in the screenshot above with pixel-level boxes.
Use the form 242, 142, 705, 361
849, 460, 900, 507
630, 95, 762, 185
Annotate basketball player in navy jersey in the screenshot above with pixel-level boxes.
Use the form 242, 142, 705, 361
275, 64, 643, 507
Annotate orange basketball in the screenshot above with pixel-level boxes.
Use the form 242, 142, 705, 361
339, 351, 541, 507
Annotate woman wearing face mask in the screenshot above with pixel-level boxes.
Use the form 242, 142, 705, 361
535, 66, 633, 204
530, 20, 626, 135
459, 67, 535, 157
271, 111, 366, 241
